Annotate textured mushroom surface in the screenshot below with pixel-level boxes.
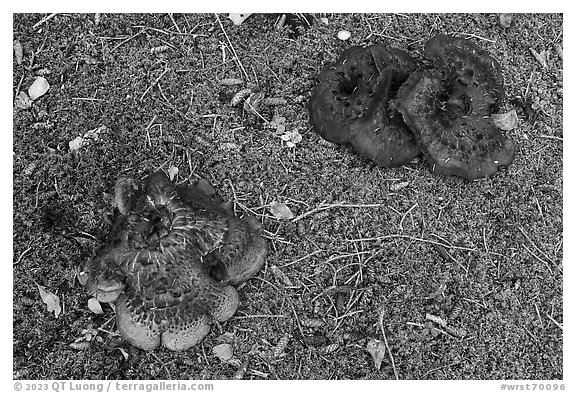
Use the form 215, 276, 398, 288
309, 44, 419, 167
80, 171, 266, 351
397, 34, 516, 180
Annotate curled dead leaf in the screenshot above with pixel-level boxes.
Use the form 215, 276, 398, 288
167, 165, 179, 181
491, 110, 518, 131
37, 284, 61, 318
269, 201, 294, 220
70, 341, 91, 351
366, 338, 387, 370
228, 13, 252, 26
87, 297, 103, 314
213, 343, 233, 361
28, 77, 50, 100
14, 91, 33, 110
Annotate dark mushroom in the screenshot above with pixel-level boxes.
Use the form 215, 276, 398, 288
80, 171, 266, 351
309, 44, 419, 167
396, 34, 516, 180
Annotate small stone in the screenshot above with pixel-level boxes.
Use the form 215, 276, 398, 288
337, 30, 351, 41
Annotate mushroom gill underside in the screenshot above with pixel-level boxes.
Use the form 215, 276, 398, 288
80, 171, 266, 351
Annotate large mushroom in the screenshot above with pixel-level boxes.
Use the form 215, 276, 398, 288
79, 171, 266, 351
396, 34, 516, 180
309, 44, 419, 167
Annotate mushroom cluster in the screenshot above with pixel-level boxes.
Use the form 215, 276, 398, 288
309, 34, 516, 179
308, 44, 420, 167
80, 171, 266, 351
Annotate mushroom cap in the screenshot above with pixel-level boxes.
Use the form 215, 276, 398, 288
308, 44, 419, 167
81, 171, 266, 350
397, 35, 515, 180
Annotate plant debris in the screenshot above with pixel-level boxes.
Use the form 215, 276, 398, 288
366, 338, 387, 370
269, 201, 295, 220
37, 284, 61, 318
28, 77, 50, 100
492, 110, 519, 131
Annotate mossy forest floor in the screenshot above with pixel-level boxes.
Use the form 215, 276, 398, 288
13, 13, 563, 380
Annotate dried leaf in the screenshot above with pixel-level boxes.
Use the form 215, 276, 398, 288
228, 13, 252, 26
320, 17, 329, 25
270, 265, 293, 286
69, 136, 85, 152
87, 297, 103, 314
70, 341, 91, 350
37, 284, 61, 318
491, 110, 518, 131
14, 91, 33, 110
366, 338, 387, 370
14, 40, 23, 65
499, 13, 513, 28
28, 76, 50, 100
390, 181, 409, 192
290, 131, 302, 144
554, 43, 563, 60
167, 165, 179, 181
269, 201, 294, 220
529, 47, 548, 69
213, 343, 233, 361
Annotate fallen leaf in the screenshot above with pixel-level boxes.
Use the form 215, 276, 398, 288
390, 181, 409, 192
269, 201, 294, 220
228, 13, 252, 26
37, 284, 61, 318
499, 13, 513, 28
554, 43, 563, 60
14, 91, 33, 110
320, 17, 329, 25
87, 297, 103, 314
167, 165, 179, 181
69, 125, 109, 152
14, 40, 23, 65
28, 76, 50, 100
366, 338, 387, 370
69, 136, 86, 151
529, 47, 548, 69
491, 110, 518, 131
213, 343, 233, 361
70, 341, 91, 350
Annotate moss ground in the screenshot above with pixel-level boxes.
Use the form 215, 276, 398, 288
13, 13, 562, 380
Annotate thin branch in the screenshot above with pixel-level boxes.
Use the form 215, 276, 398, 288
214, 13, 249, 80
33, 13, 58, 30
140, 68, 171, 101
378, 305, 399, 380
